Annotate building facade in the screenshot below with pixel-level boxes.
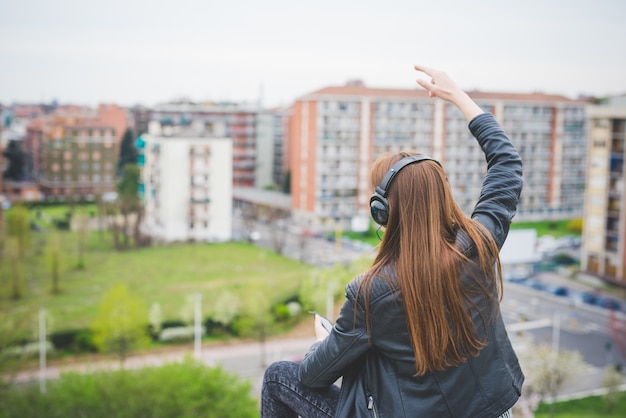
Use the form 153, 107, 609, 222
149, 102, 275, 188
36, 104, 127, 199
139, 134, 233, 243
288, 84, 588, 230
581, 103, 626, 287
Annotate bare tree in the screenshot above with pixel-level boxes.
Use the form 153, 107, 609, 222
74, 211, 89, 269
516, 342, 588, 418
45, 231, 63, 294
602, 364, 624, 413
240, 203, 258, 243
609, 310, 626, 365
267, 208, 290, 255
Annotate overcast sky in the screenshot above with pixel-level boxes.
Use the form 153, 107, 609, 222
1, 0, 625, 108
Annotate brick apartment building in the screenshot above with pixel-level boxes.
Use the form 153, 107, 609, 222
26, 104, 128, 199
288, 83, 588, 231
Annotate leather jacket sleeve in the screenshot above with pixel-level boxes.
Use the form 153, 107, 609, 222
299, 281, 370, 388
468, 113, 523, 249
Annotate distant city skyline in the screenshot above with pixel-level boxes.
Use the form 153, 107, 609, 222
1, 0, 625, 108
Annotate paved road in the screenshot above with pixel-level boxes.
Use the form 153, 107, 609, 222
501, 275, 626, 399
10, 336, 317, 398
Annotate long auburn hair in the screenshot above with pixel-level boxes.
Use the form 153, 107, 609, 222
359, 151, 503, 376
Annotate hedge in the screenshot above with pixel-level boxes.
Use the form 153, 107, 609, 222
0, 358, 258, 418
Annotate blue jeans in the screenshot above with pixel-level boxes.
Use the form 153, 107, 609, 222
261, 360, 340, 418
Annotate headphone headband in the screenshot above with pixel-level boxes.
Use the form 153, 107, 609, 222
369, 154, 441, 226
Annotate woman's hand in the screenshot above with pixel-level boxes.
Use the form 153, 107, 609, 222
414, 65, 484, 122
314, 314, 330, 341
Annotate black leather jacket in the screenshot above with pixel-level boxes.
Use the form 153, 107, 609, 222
299, 113, 524, 418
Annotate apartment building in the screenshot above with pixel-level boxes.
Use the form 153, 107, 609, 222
149, 102, 276, 188
288, 83, 588, 230
271, 107, 290, 190
139, 134, 233, 243
581, 102, 626, 287
35, 104, 127, 199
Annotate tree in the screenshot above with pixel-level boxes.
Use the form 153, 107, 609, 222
5, 205, 31, 299
45, 231, 63, 294
240, 203, 258, 243
609, 310, 626, 366
91, 284, 148, 366
117, 128, 138, 176
111, 164, 146, 250
282, 170, 291, 194
235, 284, 274, 366
0, 314, 30, 393
208, 290, 241, 329
2, 140, 26, 181
517, 342, 588, 418
148, 302, 162, 339
298, 261, 359, 315
267, 209, 290, 255
602, 364, 624, 413
74, 211, 89, 269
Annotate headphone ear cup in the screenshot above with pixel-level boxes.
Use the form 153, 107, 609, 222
370, 195, 389, 226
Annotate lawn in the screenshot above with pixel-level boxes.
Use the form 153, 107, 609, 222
510, 219, 580, 237
1, 207, 313, 332
343, 218, 580, 247
534, 392, 626, 417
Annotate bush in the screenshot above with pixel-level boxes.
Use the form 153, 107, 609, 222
567, 218, 583, 234
273, 304, 292, 321
0, 358, 258, 418
49, 329, 96, 353
74, 330, 97, 353
204, 318, 231, 336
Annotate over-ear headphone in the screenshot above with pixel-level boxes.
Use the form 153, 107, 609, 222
369, 155, 441, 226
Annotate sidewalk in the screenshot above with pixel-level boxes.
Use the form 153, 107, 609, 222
6, 336, 316, 397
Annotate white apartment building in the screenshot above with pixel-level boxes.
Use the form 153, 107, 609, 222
139, 134, 233, 243
581, 102, 626, 287
289, 84, 588, 230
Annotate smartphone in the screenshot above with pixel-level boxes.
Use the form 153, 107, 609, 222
309, 311, 333, 332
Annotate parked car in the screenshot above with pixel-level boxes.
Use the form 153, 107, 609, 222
569, 291, 598, 306
545, 285, 569, 297
523, 278, 546, 291
595, 296, 622, 311
506, 276, 530, 285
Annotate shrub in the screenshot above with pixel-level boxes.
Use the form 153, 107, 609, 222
567, 218, 583, 234
204, 318, 231, 336
74, 330, 97, 353
0, 358, 258, 418
44, 329, 97, 354
273, 304, 291, 321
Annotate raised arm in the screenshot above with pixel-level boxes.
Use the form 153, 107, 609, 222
414, 65, 523, 248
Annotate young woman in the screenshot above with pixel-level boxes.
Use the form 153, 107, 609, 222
261, 65, 524, 418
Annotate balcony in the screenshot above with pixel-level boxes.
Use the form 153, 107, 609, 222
190, 197, 211, 204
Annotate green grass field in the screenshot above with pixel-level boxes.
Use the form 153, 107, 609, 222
510, 219, 580, 237
1, 205, 313, 332
534, 392, 626, 417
